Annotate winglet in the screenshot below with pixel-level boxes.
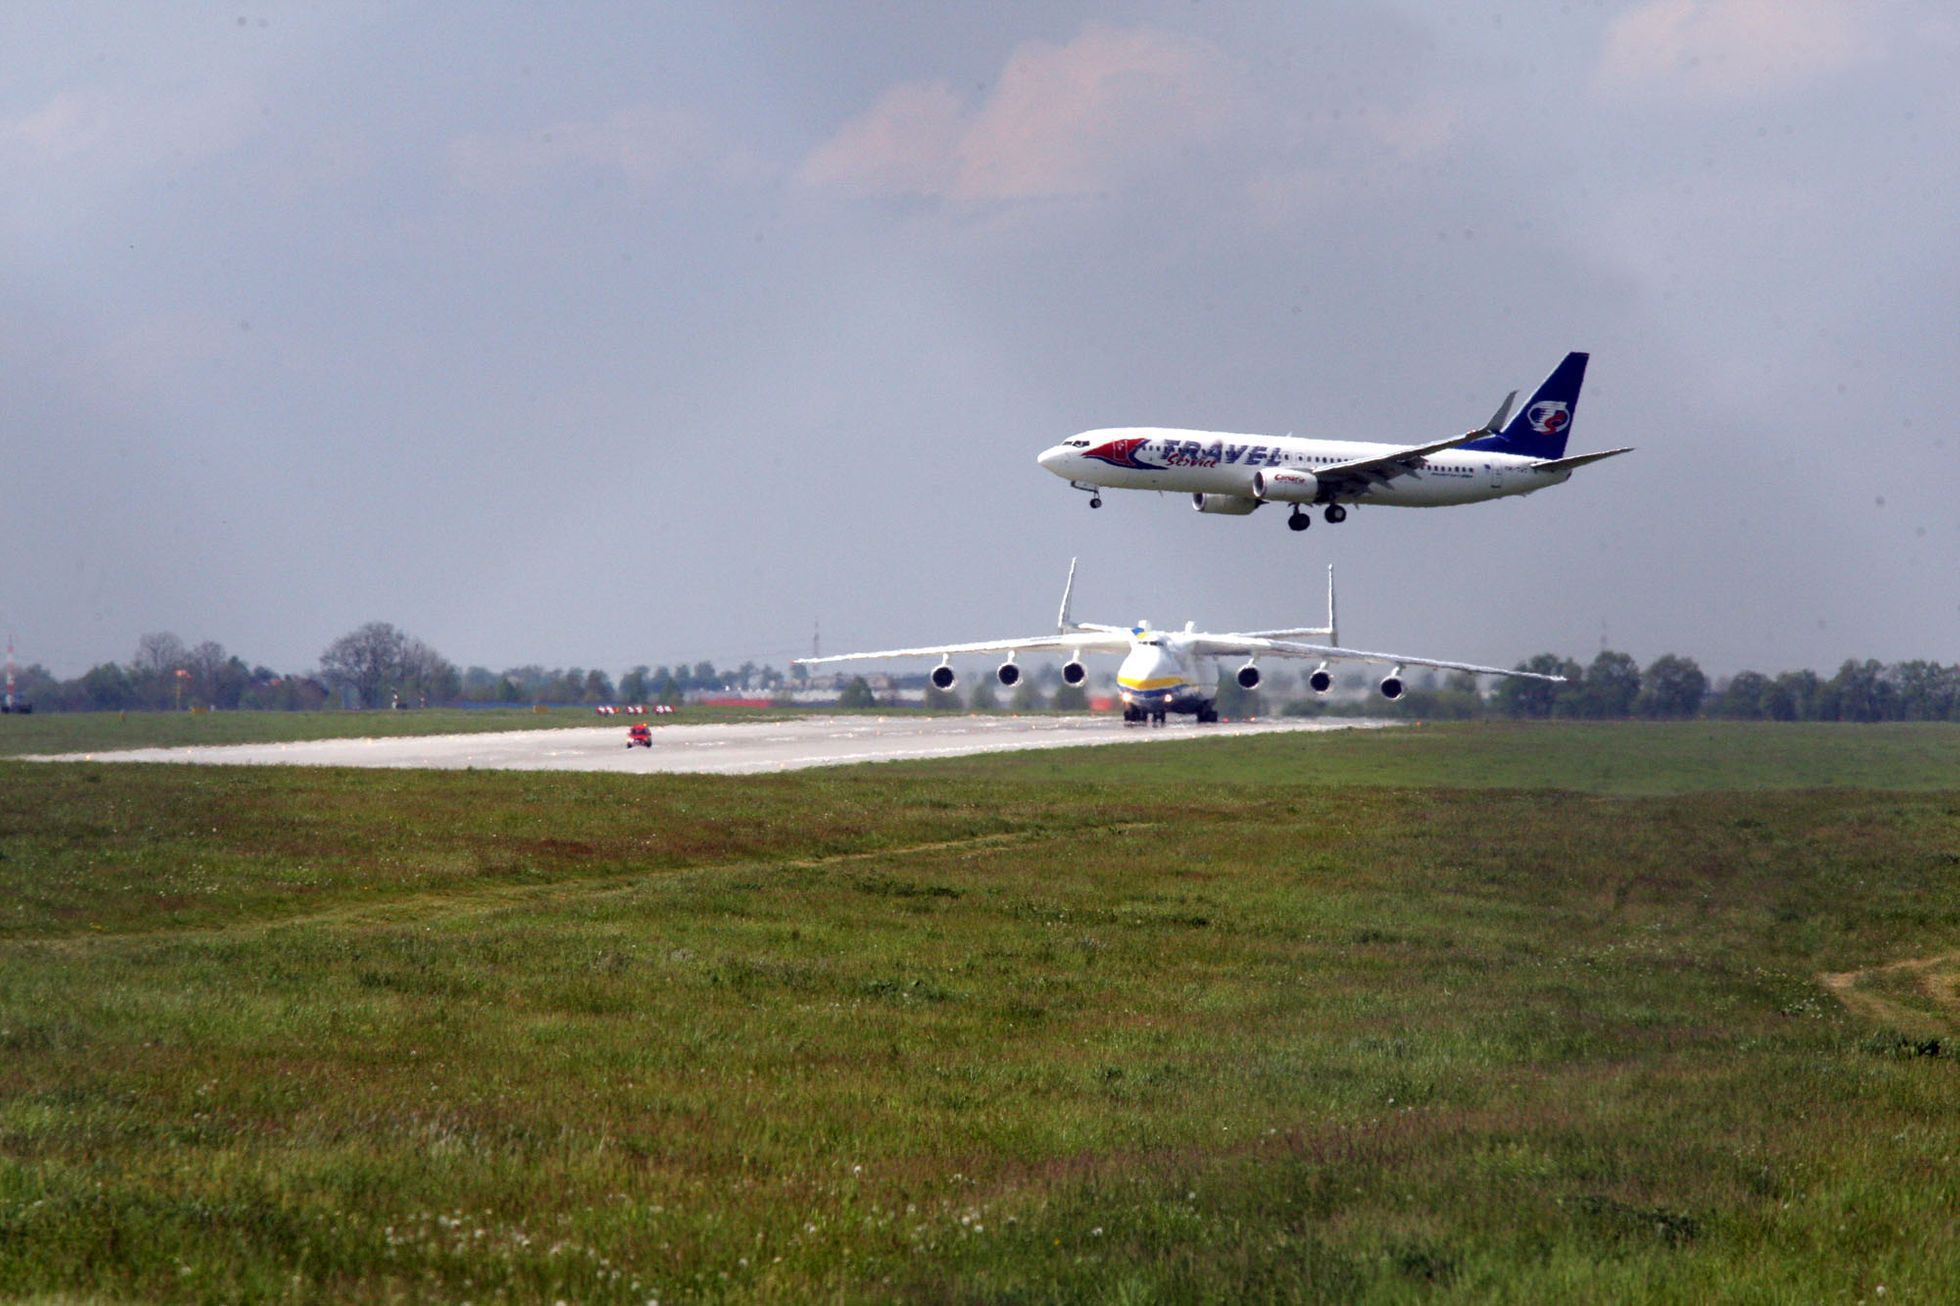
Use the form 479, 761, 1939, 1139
1481, 389, 1518, 436
1056, 557, 1079, 633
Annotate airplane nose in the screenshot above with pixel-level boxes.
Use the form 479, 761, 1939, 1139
1037, 444, 1069, 474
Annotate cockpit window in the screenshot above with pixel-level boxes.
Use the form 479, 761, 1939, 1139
1065, 438, 1090, 448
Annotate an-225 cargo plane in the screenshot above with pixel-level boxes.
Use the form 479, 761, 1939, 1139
794, 562, 1564, 725
1037, 352, 1630, 532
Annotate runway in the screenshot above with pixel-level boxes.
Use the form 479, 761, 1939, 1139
37, 714, 1396, 775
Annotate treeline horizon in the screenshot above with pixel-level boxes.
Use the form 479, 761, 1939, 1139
2, 623, 802, 714
6, 623, 1959, 724
1375, 650, 1960, 723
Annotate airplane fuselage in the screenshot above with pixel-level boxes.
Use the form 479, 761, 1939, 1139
1114, 632, 1219, 717
792, 560, 1566, 726
1040, 427, 1572, 508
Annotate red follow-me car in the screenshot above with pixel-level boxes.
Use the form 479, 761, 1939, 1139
626, 723, 653, 748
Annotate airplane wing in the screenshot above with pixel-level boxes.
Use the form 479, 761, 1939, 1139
1188, 635, 1565, 682
1314, 389, 1518, 494
794, 631, 1129, 667
1531, 446, 1633, 474
1315, 432, 1480, 491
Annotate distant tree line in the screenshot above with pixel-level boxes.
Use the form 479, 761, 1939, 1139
1382, 651, 1960, 723
457, 660, 791, 708
12, 627, 803, 713
13, 631, 333, 713
11, 627, 1958, 723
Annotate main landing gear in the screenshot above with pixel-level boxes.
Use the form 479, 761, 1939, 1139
1124, 704, 1220, 725
1288, 504, 1349, 532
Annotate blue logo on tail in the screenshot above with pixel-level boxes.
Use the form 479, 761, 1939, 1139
1465, 352, 1588, 460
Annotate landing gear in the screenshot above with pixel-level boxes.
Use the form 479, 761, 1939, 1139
1197, 706, 1218, 724
1324, 504, 1347, 524
1287, 507, 1311, 532
1069, 480, 1103, 510
1089, 495, 1101, 509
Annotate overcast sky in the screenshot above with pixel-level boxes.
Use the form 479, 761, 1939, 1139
5, 2, 1954, 680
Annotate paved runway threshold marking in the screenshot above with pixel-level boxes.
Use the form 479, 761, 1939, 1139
30, 714, 1398, 776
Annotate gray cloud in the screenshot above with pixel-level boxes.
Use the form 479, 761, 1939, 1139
3, 2, 1953, 680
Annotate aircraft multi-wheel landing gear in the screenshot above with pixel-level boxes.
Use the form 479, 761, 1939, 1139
1290, 504, 1347, 531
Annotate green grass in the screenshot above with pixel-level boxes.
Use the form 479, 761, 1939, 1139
0, 705, 852, 759
0, 707, 606, 757
901, 719, 1960, 795
3, 724, 1958, 1301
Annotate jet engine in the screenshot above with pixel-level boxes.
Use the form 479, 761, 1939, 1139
1061, 660, 1088, 686
1307, 663, 1333, 695
996, 661, 1022, 687
1191, 492, 1261, 515
929, 664, 958, 691
1250, 468, 1320, 504
1378, 671, 1406, 701
1235, 663, 1262, 690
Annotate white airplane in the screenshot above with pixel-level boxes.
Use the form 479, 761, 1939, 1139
793, 562, 1564, 725
1037, 352, 1630, 532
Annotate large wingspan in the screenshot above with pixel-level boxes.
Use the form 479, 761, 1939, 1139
794, 631, 1129, 667
1188, 634, 1563, 682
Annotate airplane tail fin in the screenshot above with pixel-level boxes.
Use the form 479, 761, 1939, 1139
1464, 352, 1588, 460
1057, 557, 1080, 633
1326, 564, 1338, 647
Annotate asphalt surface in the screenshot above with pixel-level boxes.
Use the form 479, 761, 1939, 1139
35, 714, 1395, 775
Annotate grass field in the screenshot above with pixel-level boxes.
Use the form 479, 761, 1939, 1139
3, 723, 1957, 1301
0, 706, 803, 759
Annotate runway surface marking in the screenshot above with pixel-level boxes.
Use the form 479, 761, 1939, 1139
31, 714, 1397, 776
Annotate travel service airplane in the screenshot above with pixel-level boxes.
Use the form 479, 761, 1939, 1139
1036, 352, 1630, 532
794, 562, 1564, 725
